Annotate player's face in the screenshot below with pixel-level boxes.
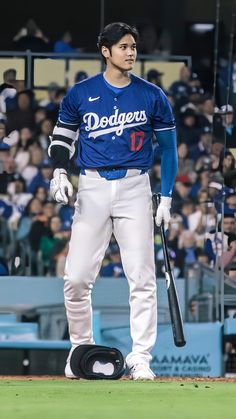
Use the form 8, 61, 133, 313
105, 34, 137, 71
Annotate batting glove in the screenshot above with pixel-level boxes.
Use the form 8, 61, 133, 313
50, 168, 73, 205
155, 196, 172, 230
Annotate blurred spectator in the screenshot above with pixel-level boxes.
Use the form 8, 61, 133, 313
39, 83, 60, 111
21, 143, 44, 187
222, 150, 236, 188
147, 69, 164, 89
37, 118, 53, 151
188, 126, 212, 162
74, 71, 88, 84
177, 143, 195, 177
168, 65, 191, 102
6, 90, 35, 132
181, 199, 196, 229
225, 193, 236, 216
188, 86, 205, 106
223, 214, 236, 235
54, 31, 77, 53
209, 143, 224, 176
172, 178, 193, 213
7, 173, 32, 211
29, 138, 44, 164
39, 216, 63, 269
222, 150, 235, 173
195, 248, 210, 266
100, 243, 125, 277
7, 173, 32, 226
13, 127, 35, 172
208, 175, 223, 198
214, 105, 236, 149
0, 69, 17, 114
34, 186, 48, 203
167, 213, 185, 253
28, 201, 56, 252
16, 197, 43, 241
12, 19, 50, 52
188, 189, 217, 245
189, 72, 202, 89
198, 95, 214, 127
178, 230, 198, 267
0, 121, 19, 153
177, 107, 200, 145
28, 159, 53, 194
205, 214, 236, 264
190, 168, 210, 198
34, 107, 47, 130
222, 233, 236, 268
47, 88, 67, 124
1, 69, 16, 85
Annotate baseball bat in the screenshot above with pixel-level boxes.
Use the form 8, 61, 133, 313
153, 193, 186, 347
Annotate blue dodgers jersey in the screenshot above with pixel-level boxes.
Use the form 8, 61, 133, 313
59, 73, 175, 170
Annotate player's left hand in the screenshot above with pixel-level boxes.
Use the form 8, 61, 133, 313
155, 196, 172, 230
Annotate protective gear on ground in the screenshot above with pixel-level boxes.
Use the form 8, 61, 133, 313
70, 344, 125, 379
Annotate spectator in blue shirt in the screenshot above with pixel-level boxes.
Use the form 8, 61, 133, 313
53, 32, 77, 53
100, 244, 125, 278
28, 159, 53, 194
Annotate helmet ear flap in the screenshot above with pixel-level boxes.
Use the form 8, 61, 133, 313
70, 344, 125, 380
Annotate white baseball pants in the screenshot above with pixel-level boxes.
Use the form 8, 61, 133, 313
64, 170, 157, 365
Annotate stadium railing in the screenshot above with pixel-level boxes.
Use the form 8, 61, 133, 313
0, 51, 192, 93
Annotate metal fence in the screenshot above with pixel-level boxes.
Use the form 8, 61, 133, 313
0, 50, 192, 90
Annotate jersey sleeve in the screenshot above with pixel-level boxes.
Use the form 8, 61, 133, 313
152, 88, 175, 132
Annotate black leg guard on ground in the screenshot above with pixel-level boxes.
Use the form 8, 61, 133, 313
70, 344, 125, 380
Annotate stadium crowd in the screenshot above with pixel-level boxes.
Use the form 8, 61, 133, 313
0, 62, 235, 282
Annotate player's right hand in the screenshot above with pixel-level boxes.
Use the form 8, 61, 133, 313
50, 168, 73, 205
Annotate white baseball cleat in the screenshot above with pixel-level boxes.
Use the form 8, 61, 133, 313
65, 361, 78, 379
129, 364, 155, 381
65, 346, 79, 379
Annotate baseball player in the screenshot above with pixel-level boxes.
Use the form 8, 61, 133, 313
49, 22, 178, 380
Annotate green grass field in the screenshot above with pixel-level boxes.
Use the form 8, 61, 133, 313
0, 379, 235, 419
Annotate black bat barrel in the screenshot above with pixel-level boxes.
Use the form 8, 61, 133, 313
154, 193, 186, 347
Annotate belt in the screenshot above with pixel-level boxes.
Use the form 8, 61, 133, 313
80, 168, 146, 180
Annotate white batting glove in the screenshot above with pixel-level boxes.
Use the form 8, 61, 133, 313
50, 168, 73, 205
155, 196, 172, 230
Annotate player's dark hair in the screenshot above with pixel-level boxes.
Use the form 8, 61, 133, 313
97, 22, 138, 64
